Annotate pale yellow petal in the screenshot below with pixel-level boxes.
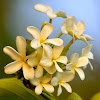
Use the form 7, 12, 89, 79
75, 67, 85, 80
22, 63, 34, 80
3, 46, 22, 61
35, 65, 43, 78
47, 10, 57, 19
44, 64, 56, 74
35, 84, 43, 95
39, 57, 53, 67
87, 52, 94, 59
31, 39, 41, 49
30, 78, 40, 86
56, 56, 68, 65
80, 36, 89, 45
42, 73, 52, 83
44, 38, 63, 46
40, 23, 53, 42
82, 34, 94, 41
76, 57, 88, 67
34, 4, 52, 13
56, 71, 75, 82
54, 10, 67, 18
42, 84, 54, 93
43, 45, 53, 58
61, 24, 68, 34
51, 77, 59, 86
57, 85, 62, 96
27, 26, 40, 39
66, 63, 73, 70
88, 60, 93, 70
53, 45, 64, 59
70, 53, 79, 64
60, 83, 72, 93
54, 61, 63, 72
4, 61, 22, 74
16, 36, 26, 58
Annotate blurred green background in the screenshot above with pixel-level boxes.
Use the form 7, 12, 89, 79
0, 0, 100, 100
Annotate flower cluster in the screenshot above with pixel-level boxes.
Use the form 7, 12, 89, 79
3, 4, 94, 96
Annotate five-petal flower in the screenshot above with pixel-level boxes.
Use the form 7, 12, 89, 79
51, 71, 74, 96
34, 4, 68, 19
61, 16, 94, 44
30, 73, 54, 95
27, 23, 63, 49
39, 45, 68, 73
3, 36, 36, 80
66, 53, 88, 80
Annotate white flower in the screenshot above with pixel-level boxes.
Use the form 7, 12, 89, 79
51, 71, 74, 96
27, 23, 63, 49
3, 36, 36, 80
81, 44, 94, 70
66, 53, 88, 80
39, 45, 68, 73
30, 73, 54, 95
61, 16, 94, 44
27, 47, 44, 78
34, 4, 68, 19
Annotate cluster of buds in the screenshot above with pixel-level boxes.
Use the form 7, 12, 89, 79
3, 4, 94, 96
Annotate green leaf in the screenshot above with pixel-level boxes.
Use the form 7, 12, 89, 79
0, 78, 46, 100
91, 92, 100, 100
66, 92, 82, 100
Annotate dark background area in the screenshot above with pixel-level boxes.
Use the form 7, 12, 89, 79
0, 0, 100, 100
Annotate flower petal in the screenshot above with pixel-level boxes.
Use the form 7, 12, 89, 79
16, 36, 26, 58
27, 56, 39, 67
66, 63, 73, 70
43, 84, 54, 93
4, 61, 22, 74
40, 23, 53, 42
81, 44, 93, 56
87, 52, 94, 59
57, 85, 62, 96
75, 67, 85, 80
70, 53, 79, 64
54, 61, 63, 72
61, 24, 68, 34
76, 21, 85, 36
39, 57, 53, 67
76, 57, 88, 67
47, 10, 57, 19
56, 71, 75, 82
34, 4, 52, 13
82, 34, 94, 41
31, 39, 41, 49
44, 38, 63, 46
88, 60, 93, 70
80, 36, 89, 45
54, 10, 67, 18
44, 64, 56, 74
35, 84, 43, 95
35, 65, 43, 78
43, 45, 53, 58
42, 73, 52, 83
3, 46, 22, 60
53, 45, 64, 59
51, 77, 59, 86
60, 83, 72, 93
27, 26, 40, 39
23, 63, 34, 80
56, 56, 68, 65
30, 78, 40, 86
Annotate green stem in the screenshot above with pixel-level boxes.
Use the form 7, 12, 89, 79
43, 89, 54, 97
61, 38, 77, 56
49, 19, 52, 23
41, 92, 56, 100
56, 32, 63, 38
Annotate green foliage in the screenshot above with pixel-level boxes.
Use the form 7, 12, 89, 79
0, 78, 46, 100
66, 92, 82, 100
91, 92, 100, 100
